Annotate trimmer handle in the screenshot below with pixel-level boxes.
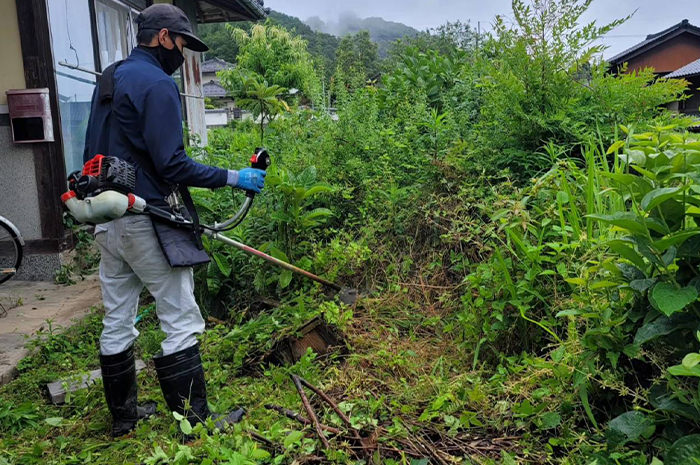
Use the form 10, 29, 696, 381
246, 147, 271, 198
250, 147, 271, 170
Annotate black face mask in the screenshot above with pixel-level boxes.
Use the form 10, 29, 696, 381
139, 42, 184, 76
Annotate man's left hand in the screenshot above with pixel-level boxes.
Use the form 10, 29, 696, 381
227, 168, 267, 193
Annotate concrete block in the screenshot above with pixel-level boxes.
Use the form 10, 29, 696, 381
47, 360, 146, 404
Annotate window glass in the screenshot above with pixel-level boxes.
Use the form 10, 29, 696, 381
95, 0, 138, 69
47, 0, 96, 176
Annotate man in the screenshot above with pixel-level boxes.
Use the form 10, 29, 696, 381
83, 4, 266, 437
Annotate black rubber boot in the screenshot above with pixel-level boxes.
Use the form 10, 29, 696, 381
100, 346, 156, 437
154, 343, 245, 428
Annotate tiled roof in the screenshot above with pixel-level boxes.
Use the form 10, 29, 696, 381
201, 58, 234, 73
197, 0, 267, 23
666, 57, 700, 78
609, 19, 700, 65
203, 80, 229, 98
243, 0, 266, 17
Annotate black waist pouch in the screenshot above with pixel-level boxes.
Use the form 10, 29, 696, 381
151, 220, 210, 268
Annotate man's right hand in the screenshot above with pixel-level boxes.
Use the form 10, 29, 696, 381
227, 168, 267, 193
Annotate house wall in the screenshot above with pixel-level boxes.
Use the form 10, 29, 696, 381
203, 71, 218, 82
0, 2, 27, 106
625, 33, 700, 74
205, 110, 228, 127
0, 4, 42, 244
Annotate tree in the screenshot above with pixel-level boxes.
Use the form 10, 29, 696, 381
337, 31, 379, 78
198, 13, 340, 81
333, 31, 380, 94
198, 22, 245, 63
388, 21, 481, 59
220, 23, 322, 105
236, 76, 290, 145
267, 11, 339, 81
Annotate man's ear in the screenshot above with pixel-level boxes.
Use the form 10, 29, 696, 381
158, 28, 172, 48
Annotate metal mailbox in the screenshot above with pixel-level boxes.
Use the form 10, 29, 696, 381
6, 88, 54, 143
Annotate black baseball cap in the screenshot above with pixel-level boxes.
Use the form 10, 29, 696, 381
136, 4, 209, 52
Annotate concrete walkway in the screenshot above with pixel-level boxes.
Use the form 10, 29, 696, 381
0, 275, 101, 385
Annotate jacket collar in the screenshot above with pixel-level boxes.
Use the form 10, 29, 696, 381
128, 47, 165, 72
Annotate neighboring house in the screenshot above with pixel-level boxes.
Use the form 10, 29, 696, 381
609, 19, 700, 119
666, 58, 700, 117
608, 19, 700, 76
0, 0, 265, 281
202, 57, 234, 82
201, 57, 248, 126
204, 80, 231, 99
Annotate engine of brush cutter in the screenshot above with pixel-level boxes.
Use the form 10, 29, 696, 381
68, 155, 136, 200
61, 155, 147, 224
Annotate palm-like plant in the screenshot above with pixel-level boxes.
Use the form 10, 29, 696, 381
236, 75, 291, 145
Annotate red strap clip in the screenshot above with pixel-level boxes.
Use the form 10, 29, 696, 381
61, 190, 77, 203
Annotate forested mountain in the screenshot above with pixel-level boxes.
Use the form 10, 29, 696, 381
267, 11, 340, 74
198, 22, 247, 64
305, 13, 419, 56
198, 10, 418, 68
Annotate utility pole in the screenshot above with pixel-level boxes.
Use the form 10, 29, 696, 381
477, 21, 481, 51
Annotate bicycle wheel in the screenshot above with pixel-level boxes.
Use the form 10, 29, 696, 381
0, 217, 23, 285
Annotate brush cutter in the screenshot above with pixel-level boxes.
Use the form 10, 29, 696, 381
61, 149, 358, 305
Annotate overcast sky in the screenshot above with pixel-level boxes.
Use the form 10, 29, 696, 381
263, 0, 698, 58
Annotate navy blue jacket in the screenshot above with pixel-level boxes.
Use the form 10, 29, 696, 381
84, 48, 227, 205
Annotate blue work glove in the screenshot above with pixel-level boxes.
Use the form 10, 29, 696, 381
227, 168, 267, 193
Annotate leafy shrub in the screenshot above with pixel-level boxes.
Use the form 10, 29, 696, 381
582, 126, 700, 456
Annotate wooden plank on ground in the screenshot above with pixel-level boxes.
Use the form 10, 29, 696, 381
47, 360, 146, 404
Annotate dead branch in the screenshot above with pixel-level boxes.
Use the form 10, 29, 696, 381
291, 374, 330, 449
297, 377, 362, 441
264, 404, 341, 435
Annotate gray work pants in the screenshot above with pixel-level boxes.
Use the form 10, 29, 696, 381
95, 215, 205, 356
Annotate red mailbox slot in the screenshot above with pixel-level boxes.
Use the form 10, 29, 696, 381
6, 88, 54, 143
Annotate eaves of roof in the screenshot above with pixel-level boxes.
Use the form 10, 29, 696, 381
201, 58, 235, 73
608, 19, 700, 65
198, 0, 267, 23
237, 0, 266, 19
203, 80, 230, 98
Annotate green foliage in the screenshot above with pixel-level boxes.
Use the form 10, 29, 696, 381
267, 11, 340, 81
264, 166, 333, 259
198, 10, 340, 82
55, 216, 100, 285
220, 23, 322, 105
578, 127, 700, 453
234, 75, 290, 145
403, 21, 479, 52
198, 22, 245, 63
383, 47, 462, 111
474, 0, 687, 179
334, 30, 380, 92
0, 401, 39, 434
